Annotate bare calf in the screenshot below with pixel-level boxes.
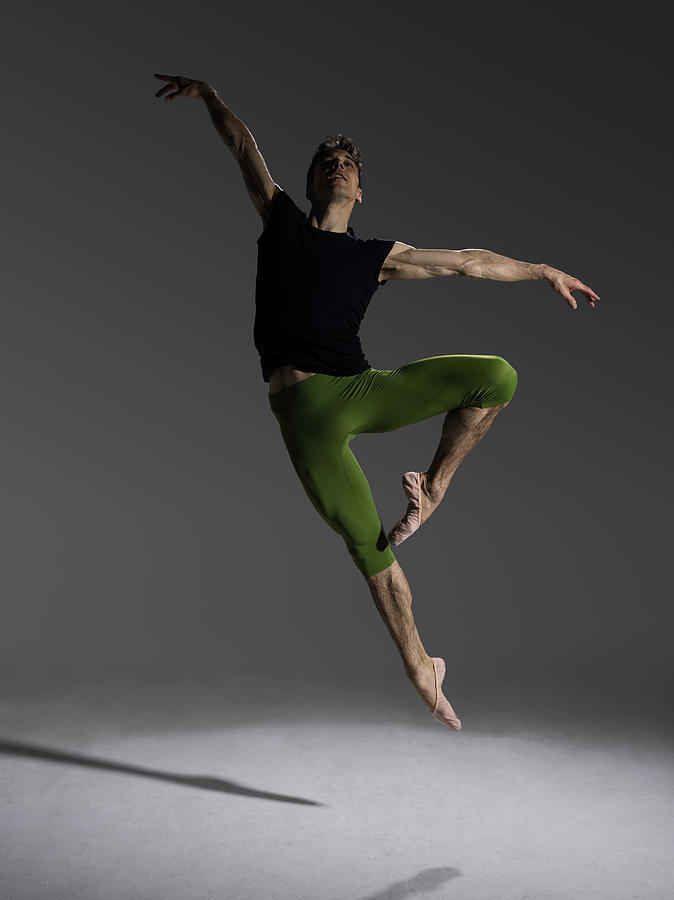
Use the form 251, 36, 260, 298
365, 560, 437, 709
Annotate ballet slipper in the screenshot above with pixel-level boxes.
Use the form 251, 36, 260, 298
430, 657, 462, 731
387, 471, 422, 547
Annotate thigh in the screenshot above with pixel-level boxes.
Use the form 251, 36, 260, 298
278, 421, 395, 577
353, 354, 516, 434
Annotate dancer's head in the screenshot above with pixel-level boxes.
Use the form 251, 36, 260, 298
306, 134, 363, 207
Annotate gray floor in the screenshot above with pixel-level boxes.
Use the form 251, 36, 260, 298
1, 670, 672, 900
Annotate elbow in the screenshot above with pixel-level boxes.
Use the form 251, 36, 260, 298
458, 254, 484, 279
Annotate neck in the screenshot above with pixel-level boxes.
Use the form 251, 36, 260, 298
307, 198, 354, 233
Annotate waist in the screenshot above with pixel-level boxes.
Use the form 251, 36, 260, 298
268, 365, 318, 394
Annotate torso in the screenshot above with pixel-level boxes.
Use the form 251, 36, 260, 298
268, 365, 318, 394
263, 211, 404, 394
266, 265, 395, 394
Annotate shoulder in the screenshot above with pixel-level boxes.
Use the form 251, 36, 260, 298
260, 185, 285, 225
264, 186, 305, 217
257, 187, 305, 240
378, 241, 415, 283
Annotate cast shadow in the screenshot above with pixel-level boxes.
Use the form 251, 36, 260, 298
0, 738, 323, 806
360, 867, 462, 899
363, 866, 462, 900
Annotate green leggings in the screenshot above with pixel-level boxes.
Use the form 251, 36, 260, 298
269, 354, 517, 579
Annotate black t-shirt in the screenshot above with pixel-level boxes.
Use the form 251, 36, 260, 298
253, 189, 395, 382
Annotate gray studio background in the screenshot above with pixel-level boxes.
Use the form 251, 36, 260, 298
2, 4, 670, 702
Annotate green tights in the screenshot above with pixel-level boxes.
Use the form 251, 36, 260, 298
269, 354, 517, 578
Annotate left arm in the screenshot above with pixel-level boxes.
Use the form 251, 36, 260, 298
382, 243, 600, 309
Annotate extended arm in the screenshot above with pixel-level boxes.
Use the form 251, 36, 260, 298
199, 84, 278, 216
382, 244, 600, 309
154, 74, 278, 222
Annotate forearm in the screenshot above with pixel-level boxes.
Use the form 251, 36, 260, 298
199, 84, 255, 158
460, 249, 552, 282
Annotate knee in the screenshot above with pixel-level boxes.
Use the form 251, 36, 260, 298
349, 530, 397, 578
486, 356, 518, 405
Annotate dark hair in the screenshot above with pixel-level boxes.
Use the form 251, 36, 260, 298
306, 133, 363, 192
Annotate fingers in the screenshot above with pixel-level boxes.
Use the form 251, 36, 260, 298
154, 73, 177, 99
578, 281, 600, 309
563, 278, 601, 310
153, 73, 202, 102
551, 277, 578, 309
585, 285, 601, 306
153, 73, 186, 101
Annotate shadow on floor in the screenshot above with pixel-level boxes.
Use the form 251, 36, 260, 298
0, 738, 323, 806
360, 867, 462, 899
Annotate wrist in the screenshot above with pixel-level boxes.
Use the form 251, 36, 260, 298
537, 263, 554, 280
199, 82, 215, 100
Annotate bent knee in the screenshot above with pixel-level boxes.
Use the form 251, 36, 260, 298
482, 356, 517, 406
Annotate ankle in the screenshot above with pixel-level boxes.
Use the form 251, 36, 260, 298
405, 654, 433, 677
422, 471, 445, 502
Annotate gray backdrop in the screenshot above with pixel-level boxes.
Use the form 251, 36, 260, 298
2, 4, 670, 703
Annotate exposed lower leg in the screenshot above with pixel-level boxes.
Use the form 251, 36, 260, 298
387, 401, 510, 548
423, 401, 509, 510
365, 559, 436, 709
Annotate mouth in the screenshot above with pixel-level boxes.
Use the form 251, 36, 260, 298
329, 174, 345, 181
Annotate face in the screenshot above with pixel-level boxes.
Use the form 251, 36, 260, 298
308, 149, 363, 204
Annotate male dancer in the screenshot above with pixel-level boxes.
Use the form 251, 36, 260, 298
154, 74, 599, 731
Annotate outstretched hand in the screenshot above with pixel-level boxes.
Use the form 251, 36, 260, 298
545, 268, 600, 309
153, 73, 208, 101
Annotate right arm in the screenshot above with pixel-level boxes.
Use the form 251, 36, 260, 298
199, 83, 279, 223
154, 74, 280, 225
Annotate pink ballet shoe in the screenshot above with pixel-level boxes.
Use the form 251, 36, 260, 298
430, 657, 462, 731
387, 471, 422, 547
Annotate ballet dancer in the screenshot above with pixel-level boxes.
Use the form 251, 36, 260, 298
154, 74, 600, 731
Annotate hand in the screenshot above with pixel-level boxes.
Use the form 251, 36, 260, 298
544, 267, 600, 310
153, 73, 209, 101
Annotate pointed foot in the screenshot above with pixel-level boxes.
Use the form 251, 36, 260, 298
430, 657, 462, 731
387, 472, 422, 548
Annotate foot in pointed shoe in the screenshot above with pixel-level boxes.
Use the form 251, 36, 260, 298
430, 657, 462, 731
387, 471, 421, 547
387, 471, 444, 547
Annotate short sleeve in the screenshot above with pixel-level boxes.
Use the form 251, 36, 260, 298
256, 189, 302, 243
368, 238, 396, 288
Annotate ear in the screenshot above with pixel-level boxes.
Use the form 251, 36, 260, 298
356, 186, 363, 204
